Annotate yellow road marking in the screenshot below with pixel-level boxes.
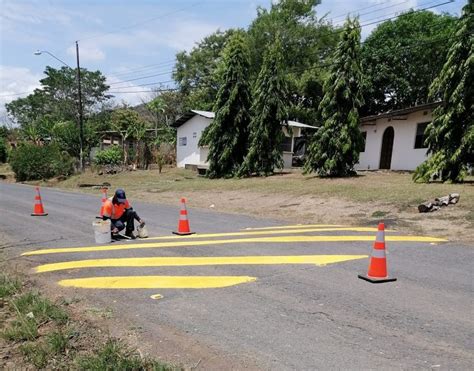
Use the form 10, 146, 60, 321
58, 276, 256, 289
243, 224, 343, 230
147, 227, 381, 240
22, 235, 447, 256
35, 255, 368, 273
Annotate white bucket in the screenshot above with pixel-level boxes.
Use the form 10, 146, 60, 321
137, 225, 148, 238
92, 219, 111, 244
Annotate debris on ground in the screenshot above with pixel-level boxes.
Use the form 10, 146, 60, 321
418, 193, 460, 213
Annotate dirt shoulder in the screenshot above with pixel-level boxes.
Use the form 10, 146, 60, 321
41, 167, 474, 243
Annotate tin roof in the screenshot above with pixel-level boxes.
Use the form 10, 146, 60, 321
360, 102, 441, 123
172, 110, 317, 129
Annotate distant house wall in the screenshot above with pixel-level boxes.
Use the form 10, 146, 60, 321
357, 108, 433, 171
175, 112, 315, 170
176, 115, 211, 168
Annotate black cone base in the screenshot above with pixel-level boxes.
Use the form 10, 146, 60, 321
172, 231, 196, 236
358, 274, 397, 284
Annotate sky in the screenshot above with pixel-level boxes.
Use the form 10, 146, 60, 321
0, 0, 465, 119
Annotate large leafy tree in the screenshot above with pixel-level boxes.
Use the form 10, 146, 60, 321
201, 31, 252, 178
304, 18, 364, 177
238, 38, 288, 177
5, 66, 111, 159
361, 10, 457, 115
248, 0, 338, 124
414, 1, 473, 183
173, 29, 236, 111
6, 66, 111, 126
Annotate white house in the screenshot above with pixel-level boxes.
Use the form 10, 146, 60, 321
357, 102, 440, 171
172, 110, 317, 170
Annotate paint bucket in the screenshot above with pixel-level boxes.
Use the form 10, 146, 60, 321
137, 224, 148, 238
92, 219, 111, 244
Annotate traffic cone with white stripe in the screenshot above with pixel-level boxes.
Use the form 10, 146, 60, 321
358, 222, 396, 283
98, 188, 108, 218
31, 187, 48, 216
172, 198, 195, 236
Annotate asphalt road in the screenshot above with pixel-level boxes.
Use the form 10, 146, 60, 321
1, 182, 473, 370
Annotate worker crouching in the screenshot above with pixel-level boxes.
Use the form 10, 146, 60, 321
102, 189, 145, 239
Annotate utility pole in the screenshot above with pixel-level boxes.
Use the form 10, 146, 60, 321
76, 41, 85, 172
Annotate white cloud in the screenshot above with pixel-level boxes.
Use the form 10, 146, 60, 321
67, 44, 106, 62
0, 65, 43, 120
75, 18, 219, 56
0, 65, 42, 107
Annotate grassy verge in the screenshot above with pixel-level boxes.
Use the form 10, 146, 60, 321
0, 273, 178, 370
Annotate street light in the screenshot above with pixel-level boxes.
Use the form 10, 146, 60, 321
34, 50, 71, 68
34, 42, 85, 172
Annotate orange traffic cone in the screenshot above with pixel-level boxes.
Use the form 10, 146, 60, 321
31, 187, 48, 216
98, 188, 108, 217
172, 198, 195, 236
358, 222, 397, 283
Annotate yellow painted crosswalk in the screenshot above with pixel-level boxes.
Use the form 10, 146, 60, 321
35, 255, 368, 273
59, 276, 257, 289
24, 223, 447, 296
23, 234, 446, 256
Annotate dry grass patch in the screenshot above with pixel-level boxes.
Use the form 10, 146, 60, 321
44, 168, 474, 242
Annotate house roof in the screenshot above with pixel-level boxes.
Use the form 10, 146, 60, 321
172, 110, 215, 127
288, 120, 317, 129
172, 110, 317, 129
361, 102, 441, 123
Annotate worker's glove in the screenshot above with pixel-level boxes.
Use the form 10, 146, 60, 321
112, 227, 119, 234
139, 220, 146, 228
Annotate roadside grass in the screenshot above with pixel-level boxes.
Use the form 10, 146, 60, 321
0, 274, 21, 299
76, 338, 175, 371
0, 272, 179, 370
55, 167, 473, 208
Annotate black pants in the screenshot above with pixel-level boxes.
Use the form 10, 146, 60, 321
111, 208, 140, 234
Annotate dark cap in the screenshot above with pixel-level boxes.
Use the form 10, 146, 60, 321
115, 189, 126, 203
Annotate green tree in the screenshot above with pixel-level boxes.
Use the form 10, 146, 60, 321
304, 18, 364, 177
200, 31, 252, 178
414, 1, 473, 183
361, 10, 457, 114
238, 38, 288, 176
110, 108, 146, 165
6, 66, 111, 126
173, 29, 237, 110
247, 0, 337, 124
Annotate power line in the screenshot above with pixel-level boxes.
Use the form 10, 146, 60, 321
105, 60, 176, 79
329, 0, 396, 20
78, 2, 203, 42
107, 70, 176, 85
332, 0, 412, 25
109, 88, 179, 94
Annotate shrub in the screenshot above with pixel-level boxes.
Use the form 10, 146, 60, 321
94, 146, 123, 166
0, 137, 7, 163
9, 143, 75, 181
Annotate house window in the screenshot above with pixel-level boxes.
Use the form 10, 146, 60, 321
361, 132, 367, 152
280, 136, 292, 152
414, 122, 429, 149
179, 137, 187, 146
192, 132, 197, 138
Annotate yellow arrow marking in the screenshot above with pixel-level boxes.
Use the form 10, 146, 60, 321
58, 276, 256, 289
23, 235, 447, 256
35, 255, 368, 273
147, 227, 381, 240
243, 224, 344, 230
